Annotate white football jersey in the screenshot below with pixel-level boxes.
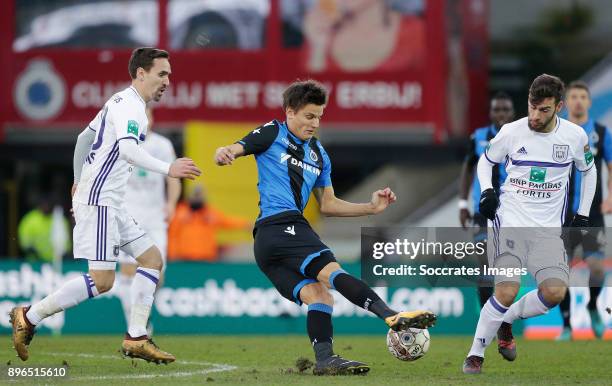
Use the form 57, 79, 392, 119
485, 116, 594, 227
124, 132, 176, 229
74, 86, 148, 209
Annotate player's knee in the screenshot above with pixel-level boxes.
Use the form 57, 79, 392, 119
540, 285, 566, 306
137, 246, 163, 271
494, 283, 519, 307
315, 262, 341, 287
300, 283, 333, 306
89, 272, 115, 294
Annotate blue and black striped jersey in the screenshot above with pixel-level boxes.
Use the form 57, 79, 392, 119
238, 120, 332, 222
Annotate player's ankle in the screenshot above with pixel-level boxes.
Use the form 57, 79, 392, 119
370, 300, 395, 320
313, 341, 334, 362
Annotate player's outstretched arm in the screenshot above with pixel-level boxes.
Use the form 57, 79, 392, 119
168, 158, 201, 180
119, 139, 201, 179
214, 143, 246, 166
313, 186, 397, 217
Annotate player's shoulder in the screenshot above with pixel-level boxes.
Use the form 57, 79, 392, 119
504, 117, 528, 131
470, 126, 489, 140
558, 117, 587, 139
493, 118, 527, 139
248, 119, 282, 137
260, 119, 282, 130
105, 87, 145, 112
594, 120, 609, 131
473, 126, 490, 134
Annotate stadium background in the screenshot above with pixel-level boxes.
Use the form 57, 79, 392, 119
1, 0, 612, 342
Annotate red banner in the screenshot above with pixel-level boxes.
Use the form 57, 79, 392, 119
0, 1, 487, 142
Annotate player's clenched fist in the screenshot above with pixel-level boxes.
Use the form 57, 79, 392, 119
369, 187, 397, 214
169, 158, 201, 180
214, 146, 235, 166
479, 188, 498, 220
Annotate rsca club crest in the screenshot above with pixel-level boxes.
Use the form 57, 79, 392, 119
14, 59, 66, 120
552, 144, 569, 163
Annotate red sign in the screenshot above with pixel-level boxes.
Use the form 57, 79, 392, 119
0, 0, 488, 142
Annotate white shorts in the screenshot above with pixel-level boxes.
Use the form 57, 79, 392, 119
488, 217, 569, 285
73, 203, 154, 262
118, 227, 167, 266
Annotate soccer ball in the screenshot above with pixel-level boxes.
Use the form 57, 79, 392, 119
386, 328, 430, 361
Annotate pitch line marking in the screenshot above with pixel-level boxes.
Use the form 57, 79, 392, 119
43, 351, 238, 380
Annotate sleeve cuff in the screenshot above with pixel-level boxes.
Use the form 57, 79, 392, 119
118, 136, 138, 144
484, 151, 499, 165
576, 164, 595, 173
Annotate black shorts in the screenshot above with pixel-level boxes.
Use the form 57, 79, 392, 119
564, 215, 605, 259
253, 211, 336, 305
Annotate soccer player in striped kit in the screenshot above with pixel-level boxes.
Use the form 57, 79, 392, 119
463, 74, 597, 374
10, 48, 200, 363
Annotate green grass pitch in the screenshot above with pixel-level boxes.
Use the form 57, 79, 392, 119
1, 335, 609, 385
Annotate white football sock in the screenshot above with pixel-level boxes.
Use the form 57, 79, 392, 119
26, 274, 99, 325
118, 272, 134, 325
468, 296, 508, 358
128, 267, 159, 338
503, 289, 551, 324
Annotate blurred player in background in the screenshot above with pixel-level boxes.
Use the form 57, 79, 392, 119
10, 47, 201, 363
558, 80, 610, 340
463, 74, 597, 374
459, 92, 514, 306
215, 80, 436, 376
116, 106, 181, 333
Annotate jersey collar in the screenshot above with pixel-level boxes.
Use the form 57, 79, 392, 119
489, 124, 499, 136
129, 86, 146, 107
282, 121, 309, 145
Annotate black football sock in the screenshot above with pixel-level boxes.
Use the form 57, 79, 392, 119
330, 271, 396, 319
307, 303, 334, 362
559, 290, 571, 328
588, 286, 602, 312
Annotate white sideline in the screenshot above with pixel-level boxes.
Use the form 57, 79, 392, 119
44, 352, 238, 380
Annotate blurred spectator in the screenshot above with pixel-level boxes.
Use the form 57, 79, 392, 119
18, 197, 71, 262
168, 184, 250, 261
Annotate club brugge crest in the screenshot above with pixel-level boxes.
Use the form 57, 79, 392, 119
310, 149, 318, 162
552, 144, 569, 162
14, 59, 66, 120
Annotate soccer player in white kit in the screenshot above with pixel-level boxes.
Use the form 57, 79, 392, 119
116, 106, 181, 330
9, 48, 201, 363
462, 74, 597, 374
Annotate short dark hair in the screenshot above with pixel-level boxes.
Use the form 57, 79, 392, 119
491, 91, 512, 102
128, 47, 169, 79
528, 74, 565, 105
566, 80, 590, 96
282, 80, 327, 111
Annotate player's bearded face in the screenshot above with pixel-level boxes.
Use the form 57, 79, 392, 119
287, 104, 325, 141
144, 58, 171, 102
528, 97, 560, 132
